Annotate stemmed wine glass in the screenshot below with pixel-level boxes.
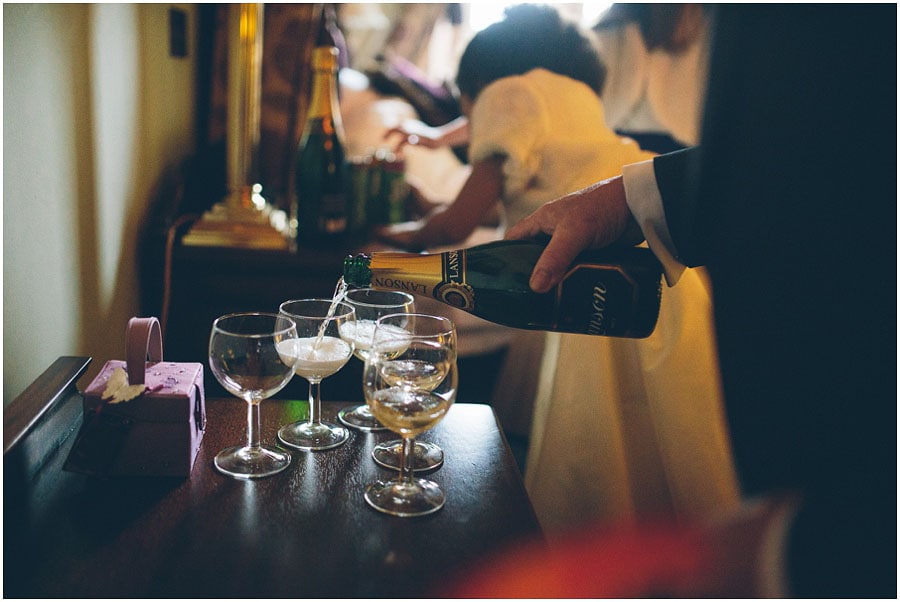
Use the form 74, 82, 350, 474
337, 288, 414, 431
209, 312, 298, 479
276, 299, 355, 451
363, 313, 457, 516
339, 289, 444, 471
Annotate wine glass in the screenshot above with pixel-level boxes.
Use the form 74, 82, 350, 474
340, 289, 444, 472
277, 299, 355, 451
337, 288, 414, 431
362, 313, 457, 516
209, 312, 298, 479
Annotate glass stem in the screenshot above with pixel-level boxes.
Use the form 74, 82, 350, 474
308, 379, 321, 425
247, 401, 261, 449
400, 436, 415, 483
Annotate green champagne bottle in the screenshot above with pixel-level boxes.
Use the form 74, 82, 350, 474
343, 240, 663, 338
293, 46, 349, 246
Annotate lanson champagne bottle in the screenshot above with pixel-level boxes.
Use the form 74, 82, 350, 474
343, 240, 663, 338
293, 46, 349, 246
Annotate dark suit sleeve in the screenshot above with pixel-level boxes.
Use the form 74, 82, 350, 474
650, 147, 707, 267
643, 5, 896, 597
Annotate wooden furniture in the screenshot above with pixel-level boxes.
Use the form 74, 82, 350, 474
4, 357, 542, 598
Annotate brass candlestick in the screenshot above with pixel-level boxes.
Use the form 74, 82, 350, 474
183, 3, 289, 249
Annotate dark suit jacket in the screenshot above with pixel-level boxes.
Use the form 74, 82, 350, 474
652, 5, 896, 597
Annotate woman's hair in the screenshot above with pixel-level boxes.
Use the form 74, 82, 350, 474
455, 4, 606, 100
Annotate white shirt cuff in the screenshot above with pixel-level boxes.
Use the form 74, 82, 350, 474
621, 159, 686, 286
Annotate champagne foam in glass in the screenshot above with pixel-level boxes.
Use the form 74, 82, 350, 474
277, 336, 352, 380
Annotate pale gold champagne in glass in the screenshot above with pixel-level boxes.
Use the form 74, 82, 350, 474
339, 289, 446, 471
337, 288, 414, 431
363, 313, 457, 517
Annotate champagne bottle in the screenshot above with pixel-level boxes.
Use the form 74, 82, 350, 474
344, 240, 663, 338
293, 46, 350, 246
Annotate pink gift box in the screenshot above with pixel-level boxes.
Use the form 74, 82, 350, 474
66, 317, 206, 477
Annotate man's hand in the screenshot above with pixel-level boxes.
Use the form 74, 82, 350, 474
505, 175, 640, 292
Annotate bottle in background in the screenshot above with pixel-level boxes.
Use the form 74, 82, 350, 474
293, 46, 350, 247
344, 240, 663, 338
347, 155, 371, 234
367, 149, 408, 225
381, 150, 409, 224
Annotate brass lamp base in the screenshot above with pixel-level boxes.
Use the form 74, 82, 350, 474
182, 185, 291, 250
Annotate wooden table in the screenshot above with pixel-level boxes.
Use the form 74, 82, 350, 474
4, 357, 542, 598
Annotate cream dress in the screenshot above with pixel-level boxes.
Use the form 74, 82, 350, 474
469, 68, 739, 538
466, 68, 654, 439
467, 68, 652, 228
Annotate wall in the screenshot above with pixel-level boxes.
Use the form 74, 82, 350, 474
3, 4, 197, 403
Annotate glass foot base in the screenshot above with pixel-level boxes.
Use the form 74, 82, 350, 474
373, 440, 443, 472
338, 404, 387, 432
364, 478, 445, 517
214, 444, 292, 479
278, 420, 349, 451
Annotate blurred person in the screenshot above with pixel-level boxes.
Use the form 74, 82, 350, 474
383, 3, 740, 535
377, 3, 655, 459
476, 4, 895, 597
524, 0, 735, 535
377, 3, 649, 251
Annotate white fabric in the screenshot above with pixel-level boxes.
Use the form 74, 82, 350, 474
466, 69, 654, 435
511, 70, 738, 538
594, 22, 710, 145
525, 263, 740, 538
468, 68, 654, 227
622, 158, 686, 285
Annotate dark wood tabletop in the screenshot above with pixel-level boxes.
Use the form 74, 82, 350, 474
4, 357, 543, 598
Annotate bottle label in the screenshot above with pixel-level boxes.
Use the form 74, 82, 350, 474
557, 264, 639, 336
435, 250, 475, 310
371, 277, 432, 296
366, 253, 443, 297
